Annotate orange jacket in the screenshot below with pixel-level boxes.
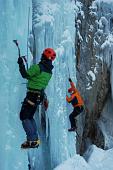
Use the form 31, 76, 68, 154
66, 81, 84, 107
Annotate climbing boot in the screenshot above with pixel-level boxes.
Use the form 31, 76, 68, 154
21, 139, 40, 149
68, 127, 76, 132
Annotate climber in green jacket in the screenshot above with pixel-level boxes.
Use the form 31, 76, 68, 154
17, 48, 56, 149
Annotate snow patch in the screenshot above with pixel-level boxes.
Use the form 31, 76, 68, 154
87, 70, 96, 81
54, 154, 91, 170
101, 34, 113, 50
98, 0, 113, 4
86, 86, 92, 90
89, 25, 94, 32
87, 145, 113, 170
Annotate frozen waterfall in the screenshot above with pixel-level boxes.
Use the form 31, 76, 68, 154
0, 0, 77, 170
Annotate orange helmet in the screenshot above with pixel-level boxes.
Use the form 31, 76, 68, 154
68, 88, 74, 93
42, 48, 56, 61
68, 87, 76, 93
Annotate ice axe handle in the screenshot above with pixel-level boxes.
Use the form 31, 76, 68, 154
13, 40, 21, 57
13, 40, 18, 46
69, 78, 72, 82
22, 56, 27, 63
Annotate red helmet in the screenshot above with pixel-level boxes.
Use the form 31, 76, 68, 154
42, 48, 56, 61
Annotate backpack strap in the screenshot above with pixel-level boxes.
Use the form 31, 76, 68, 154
38, 63, 42, 73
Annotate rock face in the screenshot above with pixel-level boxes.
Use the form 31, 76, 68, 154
75, 0, 113, 155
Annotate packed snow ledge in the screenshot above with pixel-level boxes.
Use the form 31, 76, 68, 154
54, 145, 113, 170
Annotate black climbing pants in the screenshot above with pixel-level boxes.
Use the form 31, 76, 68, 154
19, 91, 44, 141
69, 106, 84, 128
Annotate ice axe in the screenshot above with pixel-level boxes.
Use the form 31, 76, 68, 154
13, 40, 21, 57
67, 66, 71, 80
13, 39, 18, 46
13, 40, 28, 69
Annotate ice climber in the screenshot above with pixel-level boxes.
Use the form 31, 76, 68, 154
66, 78, 84, 132
17, 48, 56, 148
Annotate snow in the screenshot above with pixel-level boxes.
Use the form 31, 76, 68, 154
75, 1, 85, 19
99, 0, 113, 4
54, 154, 91, 170
77, 30, 83, 42
101, 34, 113, 50
86, 86, 92, 90
89, 25, 94, 32
86, 66, 98, 91
54, 145, 113, 170
88, 145, 113, 170
94, 66, 98, 74
91, 0, 113, 10
90, 0, 113, 99
87, 71, 96, 81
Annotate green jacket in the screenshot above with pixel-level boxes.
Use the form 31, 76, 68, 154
26, 64, 52, 90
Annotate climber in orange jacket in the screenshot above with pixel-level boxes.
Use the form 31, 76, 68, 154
66, 78, 84, 132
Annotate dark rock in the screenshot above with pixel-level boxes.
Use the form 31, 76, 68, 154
75, 0, 112, 155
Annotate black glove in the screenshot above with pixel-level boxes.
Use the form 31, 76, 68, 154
17, 57, 23, 65
69, 78, 72, 82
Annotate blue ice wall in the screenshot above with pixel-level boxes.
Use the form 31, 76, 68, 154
0, 0, 31, 170
31, 0, 77, 169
